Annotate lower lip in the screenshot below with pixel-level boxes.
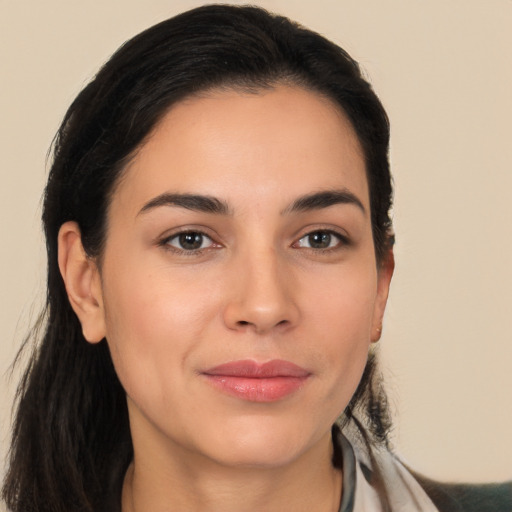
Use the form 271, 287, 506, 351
204, 375, 308, 402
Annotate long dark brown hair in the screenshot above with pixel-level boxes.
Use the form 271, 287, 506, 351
2, 5, 393, 511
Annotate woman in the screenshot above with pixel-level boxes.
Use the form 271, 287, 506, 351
2, 4, 510, 512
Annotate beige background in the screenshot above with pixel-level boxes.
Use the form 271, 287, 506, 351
1, 0, 511, 500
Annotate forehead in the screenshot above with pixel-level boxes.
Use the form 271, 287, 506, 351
114, 85, 368, 215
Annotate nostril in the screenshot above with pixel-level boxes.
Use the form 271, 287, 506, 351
235, 319, 289, 331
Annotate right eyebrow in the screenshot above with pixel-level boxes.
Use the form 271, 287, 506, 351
137, 193, 232, 216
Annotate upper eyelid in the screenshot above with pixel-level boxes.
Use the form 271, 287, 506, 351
295, 229, 349, 246
165, 231, 213, 242
157, 229, 217, 251
293, 225, 350, 242
159, 226, 218, 241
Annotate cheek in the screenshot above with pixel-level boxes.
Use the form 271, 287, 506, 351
100, 260, 221, 402
305, 259, 377, 341
304, 265, 377, 407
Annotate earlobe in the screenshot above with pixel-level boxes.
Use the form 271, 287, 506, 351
371, 248, 395, 343
58, 221, 106, 343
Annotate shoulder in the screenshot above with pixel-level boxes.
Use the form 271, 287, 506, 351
413, 472, 512, 512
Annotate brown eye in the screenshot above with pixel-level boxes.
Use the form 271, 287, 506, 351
166, 231, 213, 251
296, 230, 345, 250
308, 232, 332, 249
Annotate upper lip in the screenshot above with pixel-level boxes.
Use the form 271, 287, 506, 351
203, 359, 310, 378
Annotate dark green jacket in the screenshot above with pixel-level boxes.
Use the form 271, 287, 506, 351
415, 473, 512, 512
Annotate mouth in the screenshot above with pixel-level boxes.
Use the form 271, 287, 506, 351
202, 359, 311, 402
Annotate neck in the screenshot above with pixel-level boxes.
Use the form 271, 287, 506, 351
122, 428, 342, 512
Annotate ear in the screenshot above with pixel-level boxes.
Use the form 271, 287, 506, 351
371, 247, 395, 343
58, 221, 106, 343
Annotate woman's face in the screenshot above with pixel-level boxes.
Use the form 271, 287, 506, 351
90, 85, 392, 468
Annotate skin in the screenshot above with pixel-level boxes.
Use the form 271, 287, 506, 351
58, 85, 393, 512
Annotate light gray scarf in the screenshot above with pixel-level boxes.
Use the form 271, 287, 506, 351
336, 427, 439, 512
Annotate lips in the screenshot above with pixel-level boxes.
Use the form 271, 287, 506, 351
202, 360, 310, 402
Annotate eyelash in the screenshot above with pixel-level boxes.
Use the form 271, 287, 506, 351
159, 228, 350, 256
294, 229, 349, 252
159, 230, 218, 256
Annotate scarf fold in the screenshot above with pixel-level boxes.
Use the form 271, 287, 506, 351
336, 426, 439, 512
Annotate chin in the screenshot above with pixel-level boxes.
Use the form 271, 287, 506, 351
210, 441, 305, 469
196, 415, 327, 469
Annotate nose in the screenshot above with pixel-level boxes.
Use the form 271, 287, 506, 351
223, 247, 300, 335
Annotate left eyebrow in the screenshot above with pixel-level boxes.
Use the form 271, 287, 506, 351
282, 189, 366, 215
